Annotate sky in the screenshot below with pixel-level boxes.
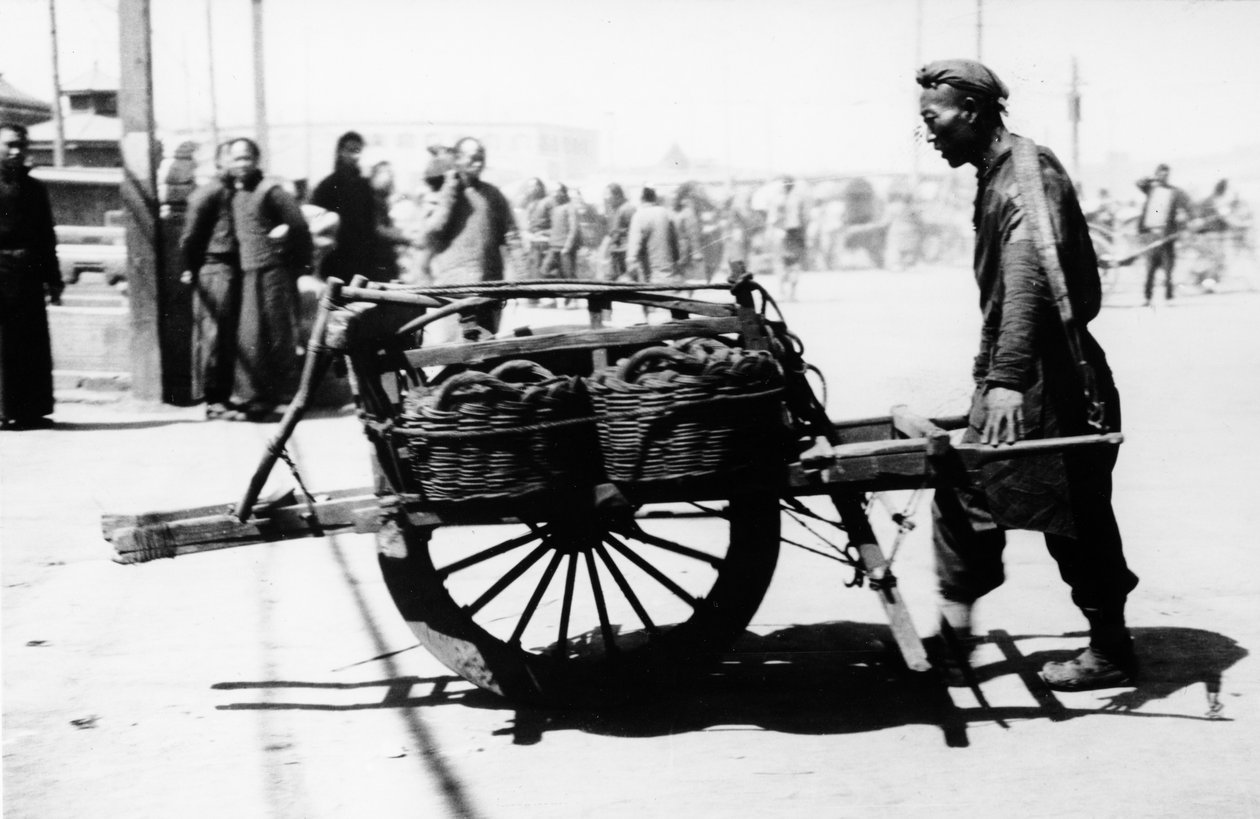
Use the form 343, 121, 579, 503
3, 0, 1260, 189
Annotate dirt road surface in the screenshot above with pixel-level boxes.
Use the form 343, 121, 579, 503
3, 265, 1258, 818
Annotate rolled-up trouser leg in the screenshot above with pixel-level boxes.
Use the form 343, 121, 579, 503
933, 482, 1008, 605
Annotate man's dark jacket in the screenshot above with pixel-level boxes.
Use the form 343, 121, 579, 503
968, 141, 1119, 538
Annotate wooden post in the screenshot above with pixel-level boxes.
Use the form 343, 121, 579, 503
118, 0, 195, 404
251, 0, 269, 162
118, 0, 164, 402
47, 0, 66, 167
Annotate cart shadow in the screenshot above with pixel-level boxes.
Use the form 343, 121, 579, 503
210, 623, 1245, 750
50, 419, 205, 432
482, 622, 1246, 748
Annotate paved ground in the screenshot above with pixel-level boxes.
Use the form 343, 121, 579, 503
3, 263, 1259, 818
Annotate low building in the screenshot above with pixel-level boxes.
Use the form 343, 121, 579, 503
27, 67, 122, 168
0, 73, 53, 127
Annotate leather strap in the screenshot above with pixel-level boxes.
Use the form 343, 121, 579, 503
1009, 136, 1105, 431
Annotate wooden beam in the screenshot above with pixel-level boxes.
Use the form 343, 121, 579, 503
403, 317, 743, 368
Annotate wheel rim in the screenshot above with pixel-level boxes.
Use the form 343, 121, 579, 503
380, 493, 780, 703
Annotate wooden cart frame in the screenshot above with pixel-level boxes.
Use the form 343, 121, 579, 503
105, 269, 1120, 705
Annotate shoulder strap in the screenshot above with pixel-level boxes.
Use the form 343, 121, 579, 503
1009, 136, 1105, 431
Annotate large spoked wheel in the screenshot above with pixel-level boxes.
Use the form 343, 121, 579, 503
378, 492, 781, 706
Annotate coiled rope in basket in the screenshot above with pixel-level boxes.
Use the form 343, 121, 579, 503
398, 360, 598, 503
586, 338, 785, 485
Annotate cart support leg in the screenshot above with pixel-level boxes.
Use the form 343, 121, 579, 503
833, 494, 931, 673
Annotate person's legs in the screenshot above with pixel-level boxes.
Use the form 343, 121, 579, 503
1164, 242, 1177, 300
1143, 249, 1159, 304
608, 250, 627, 282
929, 481, 1006, 683
1040, 450, 1140, 689
192, 262, 239, 415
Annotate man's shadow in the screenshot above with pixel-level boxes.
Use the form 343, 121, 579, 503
475, 623, 1245, 747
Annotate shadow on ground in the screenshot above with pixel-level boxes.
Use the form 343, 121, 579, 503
212, 622, 1246, 750
50, 418, 204, 432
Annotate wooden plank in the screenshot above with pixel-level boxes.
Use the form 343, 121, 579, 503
856, 538, 931, 672
604, 293, 737, 317
106, 492, 387, 564
890, 404, 951, 458
403, 317, 744, 368
954, 432, 1123, 468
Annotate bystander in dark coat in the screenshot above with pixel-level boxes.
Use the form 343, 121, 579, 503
0, 123, 63, 430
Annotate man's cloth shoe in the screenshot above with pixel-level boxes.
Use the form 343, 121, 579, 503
1039, 646, 1137, 691
923, 634, 975, 688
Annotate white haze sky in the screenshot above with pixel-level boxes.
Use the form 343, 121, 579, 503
3, 0, 1259, 180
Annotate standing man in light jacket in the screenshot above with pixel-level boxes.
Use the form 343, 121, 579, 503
626, 184, 679, 284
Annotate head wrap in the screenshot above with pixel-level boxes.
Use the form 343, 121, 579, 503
916, 59, 1009, 103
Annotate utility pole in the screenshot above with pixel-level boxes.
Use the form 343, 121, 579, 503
48, 0, 65, 166
976, 0, 983, 62
1069, 57, 1082, 181
251, 0, 269, 161
205, 0, 220, 148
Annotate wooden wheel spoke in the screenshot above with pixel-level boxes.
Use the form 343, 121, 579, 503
465, 542, 551, 616
583, 549, 618, 653
437, 527, 546, 579
604, 533, 698, 609
508, 550, 565, 647
594, 542, 658, 635
619, 522, 723, 567
554, 553, 579, 658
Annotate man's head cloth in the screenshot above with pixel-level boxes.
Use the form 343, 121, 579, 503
916, 59, 1009, 116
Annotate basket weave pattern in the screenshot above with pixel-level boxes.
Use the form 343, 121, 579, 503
398, 362, 597, 503
587, 340, 785, 484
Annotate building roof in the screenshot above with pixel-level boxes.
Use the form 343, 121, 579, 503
62, 66, 119, 94
28, 112, 122, 144
0, 74, 53, 126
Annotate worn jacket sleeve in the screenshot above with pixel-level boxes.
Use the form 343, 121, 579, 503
627, 211, 644, 264
179, 183, 218, 275
985, 187, 1050, 391
27, 181, 61, 288
271, 187, 313, 270
421, 175, 461, 246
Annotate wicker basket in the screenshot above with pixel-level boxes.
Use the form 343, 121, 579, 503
397, 361, 598, 503
587, 340, 785, 485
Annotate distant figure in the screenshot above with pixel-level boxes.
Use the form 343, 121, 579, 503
180, 140, 244, 420
521, 177, 552, 281
222, 137, 312, 421
626, 185, 679, 284
311, 131, 382, 282
368, 160, 410, 281
776, 175, 809, 300
0, 123, 63, 430
604, 183, 636, 282
402, 146, 456, 285
1136, 163, 1192, 306
1196, 178, 1235, 291
421, 136, 520, 338
544, 183, 580, 281
671, 185, 703, 281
